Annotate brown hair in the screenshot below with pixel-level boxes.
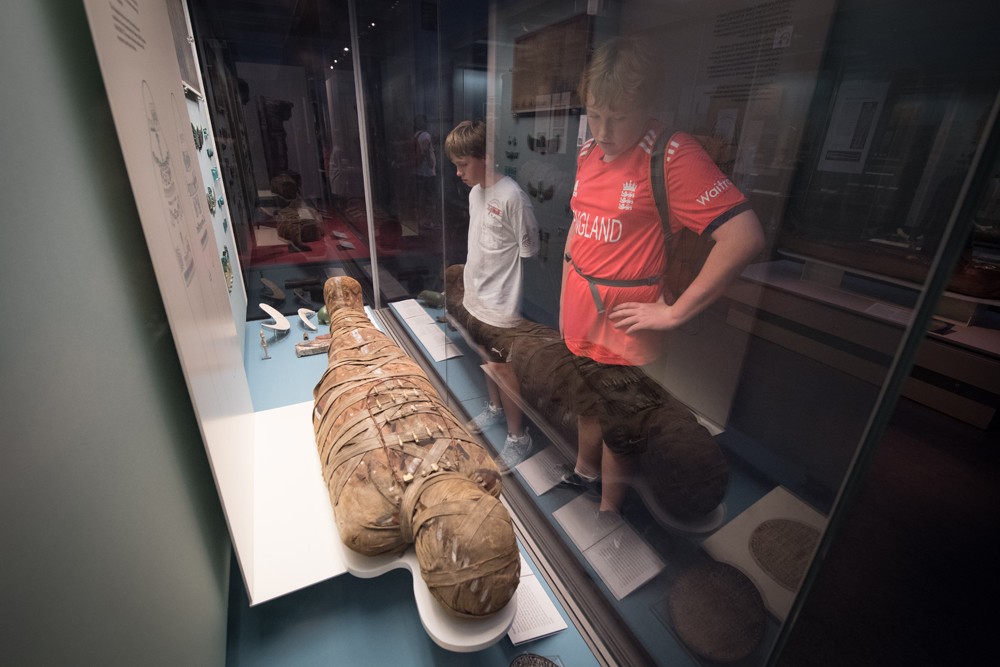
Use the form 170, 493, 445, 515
445, 120, 486, 160
579, 37, 662, 111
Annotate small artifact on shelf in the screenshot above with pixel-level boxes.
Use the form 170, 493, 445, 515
748, 518, 820, 592
668, 561, 765, 663
417, 290, 445, 309
259, 303, 290, 334
297, 307, 318, 331
312, 276, 519, 617
295, 334, 332, 358
260, 277, 285, 301
259, 329, 270, 360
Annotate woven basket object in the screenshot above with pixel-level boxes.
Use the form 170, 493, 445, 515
313, 276, 519, 617
749, 518, 820, 592
446, 264, 728, 519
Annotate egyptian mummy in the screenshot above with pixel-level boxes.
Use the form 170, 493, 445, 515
312, 276, 519, 618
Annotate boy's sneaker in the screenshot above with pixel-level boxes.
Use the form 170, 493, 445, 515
466, 402, 504, 433
495, 428, 532, 475
557, 465, 602, 496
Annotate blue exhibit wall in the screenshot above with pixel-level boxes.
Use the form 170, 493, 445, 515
0, 2, 230, 665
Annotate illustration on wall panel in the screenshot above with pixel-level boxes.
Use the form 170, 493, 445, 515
172, 93, 209, 249
143, 80, 195, 285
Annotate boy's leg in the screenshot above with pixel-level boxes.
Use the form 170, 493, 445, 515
484, 371, 503, 413
489, 361, 533, 474
599, 445, 637, 513
574, 414, 603, 478
467, 373, 505, 433
488, 361, 524, 436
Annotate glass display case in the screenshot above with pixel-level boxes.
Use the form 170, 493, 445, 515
90, 0, 1000, 664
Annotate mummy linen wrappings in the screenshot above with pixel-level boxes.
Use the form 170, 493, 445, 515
312, 277, 519, 618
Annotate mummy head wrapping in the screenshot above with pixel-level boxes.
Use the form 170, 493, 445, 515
312, 277, 519, 617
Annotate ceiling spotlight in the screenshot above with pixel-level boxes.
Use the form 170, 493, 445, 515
343, 47, 349, 52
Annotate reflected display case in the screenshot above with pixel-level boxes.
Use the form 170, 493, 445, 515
86, 0, 1000, 664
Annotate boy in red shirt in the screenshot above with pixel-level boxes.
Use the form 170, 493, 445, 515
560, 37, 765, 514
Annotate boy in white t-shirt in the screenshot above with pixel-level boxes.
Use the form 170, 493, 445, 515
445, 120, 540, 472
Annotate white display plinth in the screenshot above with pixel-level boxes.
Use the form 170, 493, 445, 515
336, 541, 518, 652
250, 402, 346, 603
702, 486, 827, 621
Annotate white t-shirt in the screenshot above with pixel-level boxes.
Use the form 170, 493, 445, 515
463, 176, 540, 328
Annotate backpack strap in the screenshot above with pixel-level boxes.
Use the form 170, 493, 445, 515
649, 129, 676, 246
563, 252, 661, 314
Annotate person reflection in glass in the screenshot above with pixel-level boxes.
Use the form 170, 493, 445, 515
559, 37, 765, 513
413, 114, 439, 230
445, 120, 540, 474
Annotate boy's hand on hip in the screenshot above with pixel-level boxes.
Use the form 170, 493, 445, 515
609, 298, 677, 333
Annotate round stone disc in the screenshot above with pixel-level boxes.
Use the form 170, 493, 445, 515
509, 654, 560, 667
749, 518, 820, 592
668, 562, 765, 663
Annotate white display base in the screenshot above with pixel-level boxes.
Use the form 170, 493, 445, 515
254, 226, 286, 247
250, 402, 346, 603
632, 478, 728, 534
702, 486, 827, 621
337, 542, 518, 652
297, 308, 318, 331
258, 303, 290, 332
247, 401, 515, 651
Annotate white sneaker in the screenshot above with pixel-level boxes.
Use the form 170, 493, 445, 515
495, 428, 532, 475
466, 402, 504, 434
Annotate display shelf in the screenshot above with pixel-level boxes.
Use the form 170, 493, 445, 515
249, 401, 346, 604
235, 294, 787, 663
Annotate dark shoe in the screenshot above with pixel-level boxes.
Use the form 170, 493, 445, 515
557, 466, 601, 496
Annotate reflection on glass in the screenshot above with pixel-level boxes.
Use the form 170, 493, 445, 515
188, 0, 999, 664
189, 0, 447, 318
443, 119, 540, 472
782, 2, 1000, 302
441, 1, 997, 665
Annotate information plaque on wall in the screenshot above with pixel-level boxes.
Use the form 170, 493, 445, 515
511, 14, 591, 114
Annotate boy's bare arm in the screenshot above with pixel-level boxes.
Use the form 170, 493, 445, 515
608, 210, 765, 333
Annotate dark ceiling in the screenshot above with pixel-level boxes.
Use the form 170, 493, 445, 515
189, 0, 418, 69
